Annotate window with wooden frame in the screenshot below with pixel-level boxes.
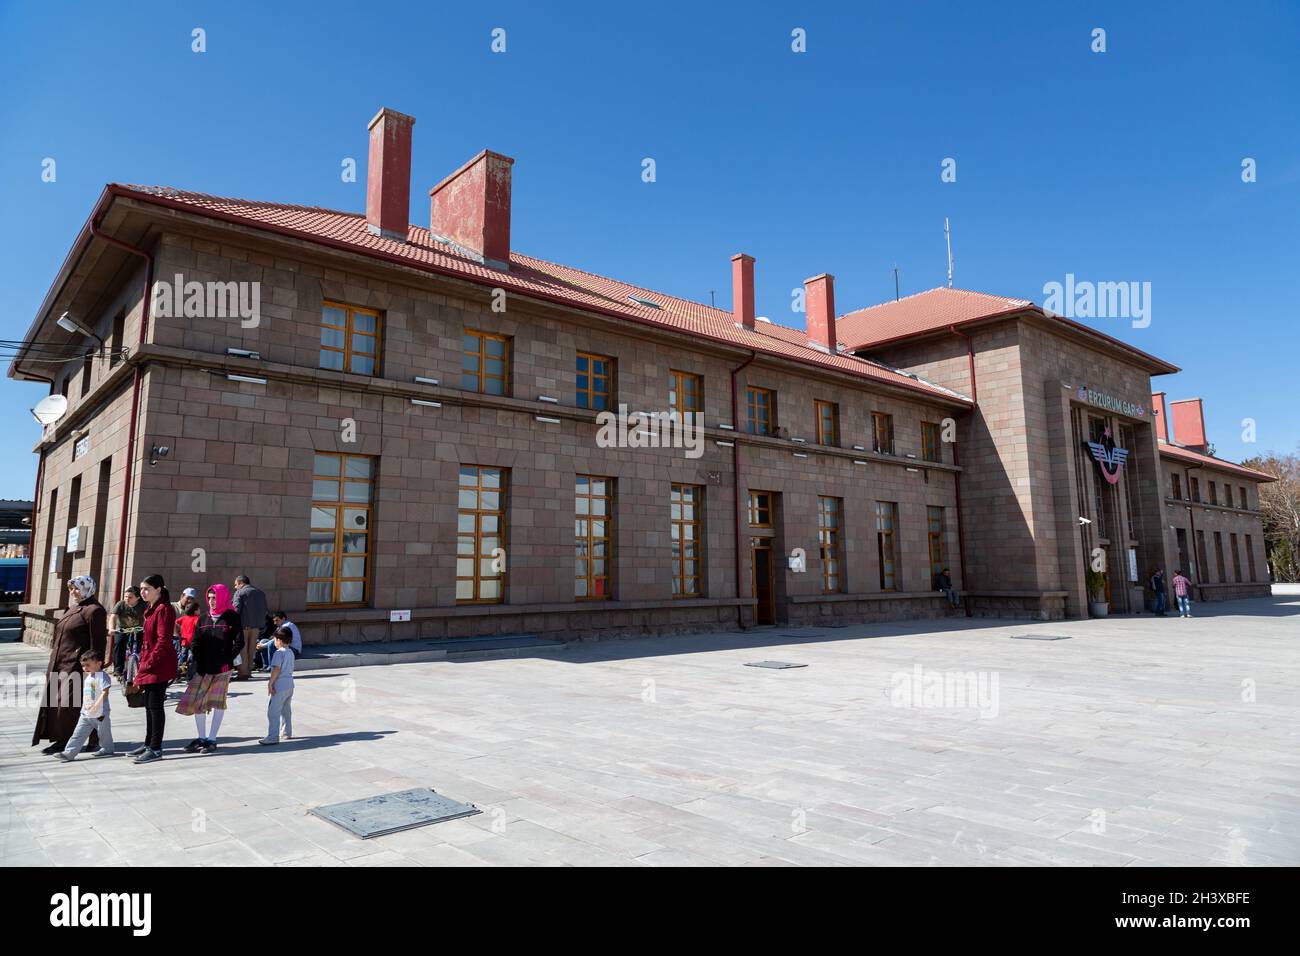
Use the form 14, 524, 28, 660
921, 421, 942, 463
1240, 486, 1248, 510
320, 302, 381, 375
110, 310, 126, 368
80, 352, 93, 398
457, 466, 506, 603
1223, 485, 1233, 509
462, 330, 510, 396
927, 506, 945, 585
1208, 481, 1218, 505
876, 500, 900, 591
746, 387, 775, 436
575, 475, 612, 600
576, 353, 613, 410
1246, 535, 1257, 581
670, 483, 703, 597
818, 496, 843, 594
1213, 531, 1226, 582
1189, 477, 1201, 503
748, 490, 774, 528
1170, 473, 1182, 500
872, 412, 895, 455
669, 370, 703, 426
815, 400, 840, 446
1230, 533, 1242, 582
308, 453, 375, 607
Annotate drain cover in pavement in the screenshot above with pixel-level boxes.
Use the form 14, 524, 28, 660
310, 788, 480, 839
745, 660, 808, 669
1010, 634, 1072, 641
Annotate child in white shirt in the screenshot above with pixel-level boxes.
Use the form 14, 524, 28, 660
58, 649, 114, 760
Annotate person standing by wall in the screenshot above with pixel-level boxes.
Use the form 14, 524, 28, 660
107, 586, 143, 677
1149, 568, 1168, 616
32, 575, 107, 755
231, 574, 267, 681
129, 575, 177, 763
1171, 569, 1194, 619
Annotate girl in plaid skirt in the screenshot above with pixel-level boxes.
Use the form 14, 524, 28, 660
176, 584, 242, 754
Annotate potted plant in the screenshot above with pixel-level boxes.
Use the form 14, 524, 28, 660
1085, 568, 1109, 617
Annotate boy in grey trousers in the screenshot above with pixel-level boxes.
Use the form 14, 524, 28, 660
259, 629, 295, 745
58, 649, 114, 760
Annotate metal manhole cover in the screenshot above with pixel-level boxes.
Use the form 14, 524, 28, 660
1010, 634, 1072, 641
745, 660, 808, 669
309, 788, 481, 839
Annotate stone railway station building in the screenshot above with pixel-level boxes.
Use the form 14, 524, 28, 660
11, 108, 1273, 647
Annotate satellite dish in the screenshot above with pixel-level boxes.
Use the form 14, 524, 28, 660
31, 394, 68, 425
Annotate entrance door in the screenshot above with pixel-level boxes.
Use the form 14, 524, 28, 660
751, 540, 775, 625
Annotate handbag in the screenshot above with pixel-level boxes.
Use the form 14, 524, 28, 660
125, 682, 146, 708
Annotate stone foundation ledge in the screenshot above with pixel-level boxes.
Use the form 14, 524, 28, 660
786, 591, 961, 625
1194, 583, 1272, 602
963, 591, 1069, 621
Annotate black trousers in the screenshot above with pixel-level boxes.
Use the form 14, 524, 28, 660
142, 682, 167, 751
112, 631, 129, 673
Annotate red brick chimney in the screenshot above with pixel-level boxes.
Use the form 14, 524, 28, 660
1151, 392, 1169, 442
731, 254, 755, 330
365, 108, 416, 241
429, 150, 514, 269
1170, 398, 1208, 453
805, 274, 837, 353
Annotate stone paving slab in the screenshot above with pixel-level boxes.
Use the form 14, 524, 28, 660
2, 593, 1298, 866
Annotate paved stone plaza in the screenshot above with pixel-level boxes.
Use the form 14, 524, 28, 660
2, 593, 1298, 867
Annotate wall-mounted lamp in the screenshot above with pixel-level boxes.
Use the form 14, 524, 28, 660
149, 443, 171, 466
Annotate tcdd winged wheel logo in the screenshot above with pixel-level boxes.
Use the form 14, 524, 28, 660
1085, 425, 1128, 485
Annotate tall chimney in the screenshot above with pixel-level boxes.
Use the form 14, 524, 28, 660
1170, 398, 1208, 453
365, 108, 415, 241
805, 273, 837, 353
1151, 392, 1169, 442
429, 150, 514, 269
731, 254, 755, 329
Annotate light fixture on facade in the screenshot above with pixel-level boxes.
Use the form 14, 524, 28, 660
56, 311, 103, 346
906, 467, 920, 473
226, 347, 261, 359
149, 443, 170, 466
793, 452, 809, 459
791, 437, 806, 444
410, 399, 442, 408
536, 415, 561, 424
852, 444, 866, 451
537, 395, 559, 403
853, 459, 868, 465
226, 374, 266, 385
414, 376, 439, 386
715, 440, 735, 448
719, 423, 734, 430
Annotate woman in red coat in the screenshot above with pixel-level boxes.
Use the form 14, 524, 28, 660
129, 574, 177, 764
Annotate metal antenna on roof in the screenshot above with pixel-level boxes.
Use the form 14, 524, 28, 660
709, 290, 716, 307
944, 218, 954, 288
893, 264, 900, 301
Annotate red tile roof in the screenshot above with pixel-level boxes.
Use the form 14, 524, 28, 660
107, 185, 970, 406
837, 287, 1032, 348
1158, 441, 1276, 483
836, 286, 1178, 375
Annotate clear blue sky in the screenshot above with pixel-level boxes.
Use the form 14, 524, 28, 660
2, 0, 1297, 498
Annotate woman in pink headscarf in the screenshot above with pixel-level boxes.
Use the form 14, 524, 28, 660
175, 584, 242, 754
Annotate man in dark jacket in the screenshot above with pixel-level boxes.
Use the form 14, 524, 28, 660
935, 567, 961, 609
1150, 568, 1167, 616
231, 574, 268, 680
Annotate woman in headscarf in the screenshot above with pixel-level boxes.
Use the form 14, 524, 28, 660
176, 584, 242, 754
32, 575, 108, 754
128, 574, 177, 764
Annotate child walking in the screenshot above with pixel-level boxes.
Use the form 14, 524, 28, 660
57, 650, 113, 761
259, 628, 295, 746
